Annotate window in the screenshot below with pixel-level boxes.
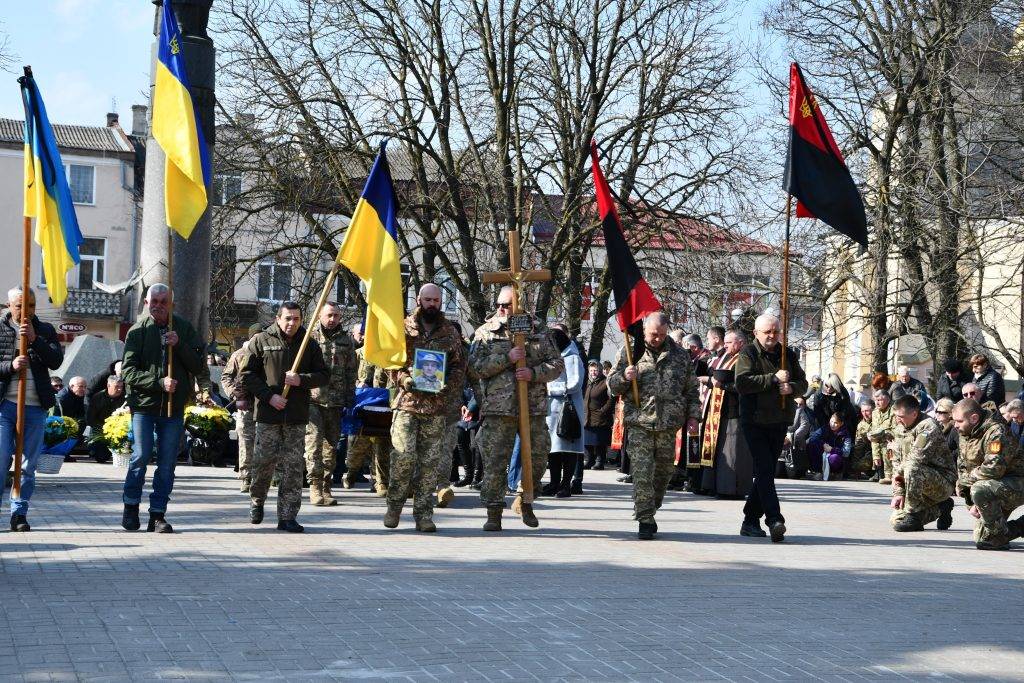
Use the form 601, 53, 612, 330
436, 269, 459, 316
66, 164, 95, 204
211, 245, 236, 301
335, 274, 362, 308
77, 238, 106, 289
212, 174, 242, 206
257, 256, 291, 301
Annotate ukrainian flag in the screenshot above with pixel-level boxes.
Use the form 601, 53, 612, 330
336, 142, 406, 368
20, 72, 84, 307
153, 0, 211, 238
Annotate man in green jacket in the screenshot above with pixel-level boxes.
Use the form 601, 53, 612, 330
240, 302, 328, 533
121, 284, 207, 533
734, 313, 808, 543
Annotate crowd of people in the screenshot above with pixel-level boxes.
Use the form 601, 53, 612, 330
2, 283, 1023, 550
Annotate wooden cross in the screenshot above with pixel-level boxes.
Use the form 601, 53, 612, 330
481, 230, 551, 503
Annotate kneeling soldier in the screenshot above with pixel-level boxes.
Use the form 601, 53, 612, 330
889, 395, 956, 532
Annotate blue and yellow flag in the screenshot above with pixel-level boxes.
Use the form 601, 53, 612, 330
20, 72, 84, 307
153, 0, 211, 238
336, 143, 406, 368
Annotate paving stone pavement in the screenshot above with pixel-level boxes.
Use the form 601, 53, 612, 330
0, 461, 1022, 682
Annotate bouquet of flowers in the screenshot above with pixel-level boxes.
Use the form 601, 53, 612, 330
184, 405, 232, 439
44, 415, 80, 447
90, 406, 133, 453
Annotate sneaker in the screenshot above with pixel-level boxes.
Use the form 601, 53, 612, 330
937, 499, 954, 530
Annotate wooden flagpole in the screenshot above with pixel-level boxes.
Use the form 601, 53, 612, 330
13, 216, 32, 498
621, 327, 641, 408
282, 263, 341, 398
779, 194, 792, 406
166, 232, 175, 417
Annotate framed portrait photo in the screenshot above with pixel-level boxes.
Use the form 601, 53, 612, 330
412, 348, 447, 393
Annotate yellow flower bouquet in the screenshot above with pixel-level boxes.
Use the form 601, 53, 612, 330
90, 406, 133, 453
184, 404, 232, 439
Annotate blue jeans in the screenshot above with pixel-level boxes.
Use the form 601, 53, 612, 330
0, 399, 46, 516
507, 435, 522, 491
122, 412, 183, 514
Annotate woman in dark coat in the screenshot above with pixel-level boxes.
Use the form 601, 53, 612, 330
583, 360, 613, 470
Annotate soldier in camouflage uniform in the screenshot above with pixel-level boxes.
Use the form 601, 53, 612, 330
303, 303, 357, 506
607, 312, 699, 540
344, 342, 392, 494
952, 398, 1024, 550
221, 323, 263, 492
868, 389, 897, 483
888, 395, 956, 532
848, 401, 874, 478
239, 302, 328, 533
469, 286, 563, 531
384, 284, 467, 532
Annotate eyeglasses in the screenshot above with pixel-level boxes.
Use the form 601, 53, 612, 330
497, 302, 512, 309
935, 410, 950, 415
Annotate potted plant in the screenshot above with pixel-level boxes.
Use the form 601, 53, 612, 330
89, 407, 134, 468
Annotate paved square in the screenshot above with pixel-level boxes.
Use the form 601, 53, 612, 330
1, 462, 1022, 682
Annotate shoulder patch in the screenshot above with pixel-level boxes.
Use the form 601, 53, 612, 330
989, 440, 1001, 454
914, 433, 929, 450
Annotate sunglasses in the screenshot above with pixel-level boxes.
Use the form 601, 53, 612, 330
497, 302, 512, 309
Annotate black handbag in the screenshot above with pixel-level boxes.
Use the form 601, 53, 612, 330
556, 398, 582, 440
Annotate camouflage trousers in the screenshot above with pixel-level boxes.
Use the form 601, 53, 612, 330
882, 447, 894, 479
435, 420, 460, 490
347, 433, 391, 492
848, 446, 873, 475
971, 476, 1024, 546
479, 415, 549, 507
250, 423, 306, 522
890, 462, 955, 528
388, 411, 447, 519
628, 426, 676, 523
304, 405, 342, 491
235, 409, 255, 483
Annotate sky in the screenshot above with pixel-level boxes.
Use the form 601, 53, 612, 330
0, 1, 154, 127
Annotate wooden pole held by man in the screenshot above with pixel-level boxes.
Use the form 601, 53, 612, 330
13, 216, 31, 497
282, 263, 342, 399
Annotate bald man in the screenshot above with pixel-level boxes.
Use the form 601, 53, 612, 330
384, 284, 467, 531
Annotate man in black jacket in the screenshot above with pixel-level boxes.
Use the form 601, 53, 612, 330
936, 359, 965, 402
0, 287, 64, 532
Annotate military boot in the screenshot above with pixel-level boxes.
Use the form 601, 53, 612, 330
637, 522, 656, 540
321, 483, 339, 506
483, 506, 503, 531
893, 513, 924, 532
250, 502, 264, 524
309, 478, 325, 506
937, 498, 954, 530
520, 502, 539, 528
383, 504, 402, 529
121, 504, 141, 531
240, 479, 251, 493
1007, 515, 1024, 540
415, 517, 437, 533
437, 486, 455, 508
869, 466, 882, 483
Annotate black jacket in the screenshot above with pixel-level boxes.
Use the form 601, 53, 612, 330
936, 373, 965, 402
54, 387, 87, 421
0, 311, 63, 411
239, 323, 328, 424
735, 340, 808, 426
890, 377, 926, 402
973, 368, 1006, 405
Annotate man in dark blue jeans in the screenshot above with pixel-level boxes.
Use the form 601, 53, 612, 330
0, 287, 63, 532
735, 315, 808, 542
120, 284, 207, 533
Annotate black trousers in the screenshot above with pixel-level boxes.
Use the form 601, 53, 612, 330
741, 422, 786, 525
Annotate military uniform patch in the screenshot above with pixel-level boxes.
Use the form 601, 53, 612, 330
914, 434, 929, 450
989, 440, 1001, 454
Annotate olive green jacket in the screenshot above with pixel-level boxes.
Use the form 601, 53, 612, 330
121, 314, 207, 417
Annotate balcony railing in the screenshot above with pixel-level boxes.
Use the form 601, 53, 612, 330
64, 288, 122, 317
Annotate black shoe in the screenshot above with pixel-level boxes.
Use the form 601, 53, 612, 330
147, 513, 173, 534
638, 521, 657, 540
277, 519, 304, 533
10, 514, 30, 532
740, 520, 767, 537
250, 502, 264, 525
121, 504, 140, 531
555, 487, 571, 498
593, 459, 605, 471
455, 476, 473, 488
618, 475, 633, 483
570, 480, 583, 495
768, 521, 787, 543
541, 482, 558, 496
893, 514, 924, 532
937, 498, 954, 530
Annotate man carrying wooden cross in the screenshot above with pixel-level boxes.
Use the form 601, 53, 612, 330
469, 285, 563, 531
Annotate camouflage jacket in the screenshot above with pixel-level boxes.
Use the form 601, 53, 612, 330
392, 309, 467, 417
891, 415, 957, 497
607, 338, 700, 432
852, 419, 872, 463
356, 348, 390, 389
468, 315, 563, 417
869, 406, 897, 462
309, 324, 358, 408
957, 411, 1024, 487
220, 347, 251, 403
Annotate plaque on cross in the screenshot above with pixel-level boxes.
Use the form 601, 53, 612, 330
481, 230, 551, 503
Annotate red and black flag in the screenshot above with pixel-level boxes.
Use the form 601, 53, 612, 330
589, 140, 662, 334
784, 63, 868, 248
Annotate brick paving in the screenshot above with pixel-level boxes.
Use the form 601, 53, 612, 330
0, 462, 1022, 682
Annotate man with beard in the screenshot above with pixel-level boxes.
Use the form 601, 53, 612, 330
304, 302, 358, 506
385, 284, 466, 532
953, 398, 1024, 550
888, 395, 956, 532
608, 312, 699, 540
735, 313, 808, 542
469, 286, 563, 531
698, 329, 751, 497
